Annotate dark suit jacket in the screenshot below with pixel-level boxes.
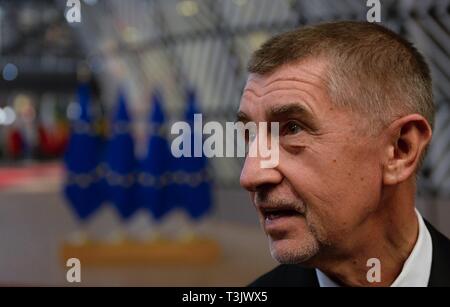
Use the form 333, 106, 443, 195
250, 220, 450, 287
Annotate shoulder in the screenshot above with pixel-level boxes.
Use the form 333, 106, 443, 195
248, 264, 319, 287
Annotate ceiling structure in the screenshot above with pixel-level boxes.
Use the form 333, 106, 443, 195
0, 0, 81, 91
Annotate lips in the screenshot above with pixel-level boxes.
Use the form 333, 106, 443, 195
259, 204, 305, 221
259, 205, 304, 237
265, 209, 300, 220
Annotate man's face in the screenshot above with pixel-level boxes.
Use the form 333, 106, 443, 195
238, 59, 386, 265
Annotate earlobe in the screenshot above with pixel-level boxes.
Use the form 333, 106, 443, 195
382, 114, 432, 185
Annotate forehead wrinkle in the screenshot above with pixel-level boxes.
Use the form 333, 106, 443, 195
242, 88, 262, 99
241, 64, 329, 119
244, 77, 323, 102
263, 76, 326, 93
244, 64, 327, 97
263, 59, 329, 86
240, 87, 320, 123
257, 87, 320, 116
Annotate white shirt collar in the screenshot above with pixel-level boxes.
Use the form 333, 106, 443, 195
316, 209, 433, 287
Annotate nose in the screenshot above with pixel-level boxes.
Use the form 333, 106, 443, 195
240, 152, 283, 192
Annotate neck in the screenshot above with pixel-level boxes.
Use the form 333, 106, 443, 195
315, 180, 419, 287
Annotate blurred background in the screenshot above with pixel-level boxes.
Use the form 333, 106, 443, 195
0, 0, 449, 286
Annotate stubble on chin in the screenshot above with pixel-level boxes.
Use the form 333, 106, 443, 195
268, 231, 321, 264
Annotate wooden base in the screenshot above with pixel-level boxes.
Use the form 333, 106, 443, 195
60, 238, 221, 266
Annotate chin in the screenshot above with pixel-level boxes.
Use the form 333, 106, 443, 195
269, 236, 319, 264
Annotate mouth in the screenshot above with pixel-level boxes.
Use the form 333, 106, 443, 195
258, 204, 305, 232
263, 208, 302, 221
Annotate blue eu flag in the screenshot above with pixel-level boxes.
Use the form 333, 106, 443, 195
137, 90, 173, 220
167, 89, 213, 220
104, 90, 139, 220
64, 83, 103, 220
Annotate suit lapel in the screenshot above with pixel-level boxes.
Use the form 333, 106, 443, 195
425, 220, 450, 287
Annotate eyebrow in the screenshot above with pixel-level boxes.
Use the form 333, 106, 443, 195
268, 103, 318, 130
236, 103, 318, 130
236, 111, 250, 124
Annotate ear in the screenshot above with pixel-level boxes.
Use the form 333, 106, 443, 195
383, 114, 432, 185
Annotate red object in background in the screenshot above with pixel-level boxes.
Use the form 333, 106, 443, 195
7, 128, 24, 159
0, 163, 62, 190
38, 125, 52, 156
37, 123, 69, 158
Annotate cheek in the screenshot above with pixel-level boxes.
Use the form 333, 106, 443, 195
280, 142, 383, 232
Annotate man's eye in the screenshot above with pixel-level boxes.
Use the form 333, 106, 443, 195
241, 128, 256, 144
283, 121, 303, 135
246, 130, 256, 143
